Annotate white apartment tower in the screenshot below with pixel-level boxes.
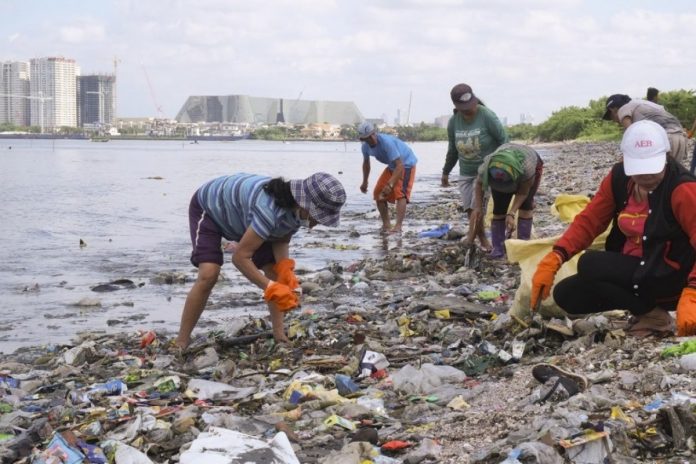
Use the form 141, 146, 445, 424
0, 61, 31, 126
30, 57, 79, 130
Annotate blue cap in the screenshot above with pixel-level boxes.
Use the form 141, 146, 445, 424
357, 122, 375, 139
488, 167, 513, 184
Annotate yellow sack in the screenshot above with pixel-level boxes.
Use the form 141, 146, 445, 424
550, 194, 592, 222
506, 194, 611, 319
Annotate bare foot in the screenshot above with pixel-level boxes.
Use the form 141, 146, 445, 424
173, 337, 190, 351
478, 238, 492, 253
389, 226, 402, 235
273, 332, 290, 344
379, 226, 391, 235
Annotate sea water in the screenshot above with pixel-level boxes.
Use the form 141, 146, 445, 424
0, 138, 450, 352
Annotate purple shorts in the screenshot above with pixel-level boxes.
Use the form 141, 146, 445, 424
188, 193, 275, 269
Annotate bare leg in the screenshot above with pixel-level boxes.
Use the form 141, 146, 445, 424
391, 198, 407, 233
261, 263, 289, 343
376, 200, 391, 231
176, 262, 220, 349
269, 304, 289, 343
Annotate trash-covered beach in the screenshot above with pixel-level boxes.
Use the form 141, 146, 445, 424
4, 141, 696, 463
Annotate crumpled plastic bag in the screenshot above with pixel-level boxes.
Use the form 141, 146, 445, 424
391, 363, 466, 395
179, 427, 299, 464
185, 378, 256, 401
507, 194, 611, 319
101, 440, 154, 464
318, 442, 376, 464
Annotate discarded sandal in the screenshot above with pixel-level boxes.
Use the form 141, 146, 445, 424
534, 376, 580, 403
531, 363, 589, 391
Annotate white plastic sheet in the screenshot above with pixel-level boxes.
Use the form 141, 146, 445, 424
391, 363, 466, 395
185, 378, 256, 401
179, 427, 300, 464
113, 442, 154, 464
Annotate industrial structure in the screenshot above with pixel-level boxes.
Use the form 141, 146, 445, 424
175, 95, 363, 126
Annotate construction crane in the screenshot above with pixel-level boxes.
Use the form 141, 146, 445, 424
141, 64, 164, 119
0, 92, 53, 133
290, 89, 304, 123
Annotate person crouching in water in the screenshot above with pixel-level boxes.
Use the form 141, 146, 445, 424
468, 143, 543, 258
176, 172, 346, 349
531, 120, 696, 337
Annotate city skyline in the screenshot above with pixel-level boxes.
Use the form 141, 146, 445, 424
2, 0, 695, 125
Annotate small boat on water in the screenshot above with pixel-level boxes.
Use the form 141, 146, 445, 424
90, 136, 111, 142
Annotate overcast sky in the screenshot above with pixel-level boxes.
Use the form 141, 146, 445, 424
2, 0, 695, 125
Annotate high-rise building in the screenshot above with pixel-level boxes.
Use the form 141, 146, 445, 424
78, 74, 115, 127
29, 57, 79, 130
0, 61, 31, 126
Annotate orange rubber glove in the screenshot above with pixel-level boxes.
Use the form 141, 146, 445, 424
273, 258, 299, 290
677, 287, 696, 336
530, 251, 563, 310
263, 281, 299, 312
687, 130, 693, 139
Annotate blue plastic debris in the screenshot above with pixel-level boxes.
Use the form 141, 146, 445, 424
418, 224, 451, 239
335, 374, 360, 396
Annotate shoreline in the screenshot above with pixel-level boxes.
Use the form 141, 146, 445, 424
3, 140, 696, 463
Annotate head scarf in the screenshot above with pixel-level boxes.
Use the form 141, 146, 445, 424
481, 148, 526, 190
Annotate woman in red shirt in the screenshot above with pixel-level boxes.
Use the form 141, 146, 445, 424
531, 120, 696, 337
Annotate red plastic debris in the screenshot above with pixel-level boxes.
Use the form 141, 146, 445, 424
381, 440, 412, 451
140, 330, 157, 348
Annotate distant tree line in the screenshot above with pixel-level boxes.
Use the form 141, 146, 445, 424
509, 89, 696, 142
0, 123, 40, 133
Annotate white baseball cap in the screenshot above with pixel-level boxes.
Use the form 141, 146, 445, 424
620, 120, 669, 176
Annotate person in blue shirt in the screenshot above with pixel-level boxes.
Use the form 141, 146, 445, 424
358, 122, 418, 234
176, 172, 346, 349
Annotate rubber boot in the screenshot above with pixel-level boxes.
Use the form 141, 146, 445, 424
517, 217, 533, 240
490, 219, 506, 258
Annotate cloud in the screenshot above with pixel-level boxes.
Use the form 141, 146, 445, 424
5, 1, 696, 122
8, 33, 20, 43
59, 21, 106, 44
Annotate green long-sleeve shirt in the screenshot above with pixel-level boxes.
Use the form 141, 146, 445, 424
443, 106, 509, 177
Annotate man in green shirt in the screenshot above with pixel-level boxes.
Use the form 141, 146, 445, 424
442, 83, 509, 252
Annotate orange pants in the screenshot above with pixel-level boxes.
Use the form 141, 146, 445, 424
373, 166, 416, 203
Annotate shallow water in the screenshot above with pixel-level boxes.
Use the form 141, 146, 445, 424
0, 138, 453, 353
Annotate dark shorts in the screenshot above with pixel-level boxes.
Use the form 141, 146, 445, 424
188, 193, 275, 269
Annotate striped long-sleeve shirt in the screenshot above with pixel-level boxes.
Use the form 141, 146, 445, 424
196, 173, 300, 241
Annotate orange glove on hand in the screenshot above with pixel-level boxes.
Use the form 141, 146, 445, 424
687, 130, 694, 139
273, 258, 299, 290
263, 281, 299, 312
530, 251, 563, 310
677, 287, 696, 336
